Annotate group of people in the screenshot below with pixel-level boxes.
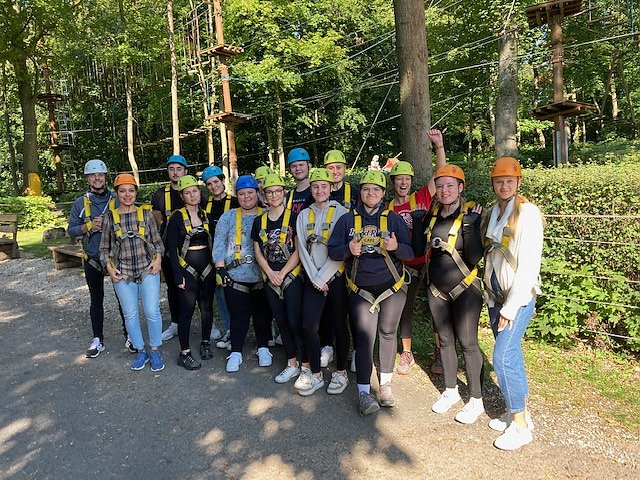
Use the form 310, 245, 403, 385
67, 130, 543, 451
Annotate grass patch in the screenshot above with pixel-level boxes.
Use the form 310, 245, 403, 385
17, 227, 74, 258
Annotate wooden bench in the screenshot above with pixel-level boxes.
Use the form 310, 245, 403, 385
0, 213, 19, 259
48, 244, 84, 270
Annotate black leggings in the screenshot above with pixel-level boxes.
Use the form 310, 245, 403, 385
162, 254, 181, 325
224, 282, 271, 353
350, 284, 406, 385
177, 249, 215, 351
398, 268, 423, 340
302, 277, 350, 373
264, 276, 305, 361
427, 286, 484, 398
85, 260, 126, 341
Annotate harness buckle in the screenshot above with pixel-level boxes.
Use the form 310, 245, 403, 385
431, 236, 444, 249
363, 245, 378, 254
308, 235, 319, 244
244, 254, 254, 264
125, 231, 137, 239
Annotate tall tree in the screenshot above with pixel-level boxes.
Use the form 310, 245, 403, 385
393, 0, 431, 178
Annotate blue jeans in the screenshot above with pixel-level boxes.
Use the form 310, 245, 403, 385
489, 298, 535, 413
215, 284, 231, 331
113, 273, 163, 350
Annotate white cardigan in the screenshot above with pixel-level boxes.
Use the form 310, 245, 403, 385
484, 199, 544, 320
296, 201, 347, 289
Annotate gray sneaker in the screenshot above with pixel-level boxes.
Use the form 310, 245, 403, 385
359, 392, 380, 416
378, 383, 395, 407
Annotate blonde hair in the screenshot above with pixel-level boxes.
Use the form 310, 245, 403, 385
481, 193, 545, 239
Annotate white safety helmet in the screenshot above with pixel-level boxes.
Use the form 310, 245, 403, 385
84, 159, 108, 175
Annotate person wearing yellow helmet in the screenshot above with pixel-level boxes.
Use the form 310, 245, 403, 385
412, 163, 485, 425
67, 160, 130, 358
328, 169, 414, 415
482, 157, 543, 451
250, 173, 306, 386
254, 165, 273, 208
295, 168, 351, 396
164, 175, 217, 370
324, 149, 359, 211
389, 129, 447, 376
99, 173, 166, 372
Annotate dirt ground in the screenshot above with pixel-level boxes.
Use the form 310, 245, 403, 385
1, 256, 639, 479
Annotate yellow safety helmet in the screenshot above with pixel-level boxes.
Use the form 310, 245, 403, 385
323, 150, 347, 166
359, 170, 387, 189
262, 173, 286, 189
389, 161, 414, 177
309, 168, 334, 184
254, 165, 273, 181
490, 156, 522, 178
177, 175, 199, 191
434, 164, 465, 184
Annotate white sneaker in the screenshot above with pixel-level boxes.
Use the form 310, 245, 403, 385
257, 347, 273, 367
215, 330, 231, 349
350, 352, 357, 372
454, 397, 485, 424
210, 326, 222, 341
489, 411, 535, 432
226, 352, 243, 372
294, 367, 312, 390
298, 373, 325, 397
86, 337, 105, 358
275, 363, 300, 383
161, 323, 178, 341
320, 345, 334, 368
431, 386, 462, 414
327, 371, 349, 395
494, 421, 533, 451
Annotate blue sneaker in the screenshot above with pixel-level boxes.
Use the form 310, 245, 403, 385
131, 350, 149, 371
149, 350, 165, 372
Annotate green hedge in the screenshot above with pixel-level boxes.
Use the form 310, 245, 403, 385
0, 196, 59, 229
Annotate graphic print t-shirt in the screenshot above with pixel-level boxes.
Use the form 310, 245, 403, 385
251, 210, 297, 271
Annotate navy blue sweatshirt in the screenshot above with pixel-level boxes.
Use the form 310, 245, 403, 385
328, 204, 413, 288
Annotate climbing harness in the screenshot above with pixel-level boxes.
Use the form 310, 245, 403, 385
174, 208, 213, 281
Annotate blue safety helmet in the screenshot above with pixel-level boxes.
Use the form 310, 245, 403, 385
202, 165, 225, 182
287, 147, 311, 165
235, 175, 259, 191
166, 154, 188, 167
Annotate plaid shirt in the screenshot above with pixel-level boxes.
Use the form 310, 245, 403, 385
99, 208, 164, 279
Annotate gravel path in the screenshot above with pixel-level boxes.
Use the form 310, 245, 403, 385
1, 256, 639, 479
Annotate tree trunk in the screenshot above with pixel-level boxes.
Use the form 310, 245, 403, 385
275, 86, 285, 175
13, 57, 40, 195
2, 64, 20, 195
124, 65, 139, 184
393, 0, 431, 179
617, 56, 637, 134
167, 0, 180, 155
495, 28, 520, 157
535, 127, 546, 148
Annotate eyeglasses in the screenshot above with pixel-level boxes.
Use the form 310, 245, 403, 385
265, 188, 284, 197
361, 186, 383, 194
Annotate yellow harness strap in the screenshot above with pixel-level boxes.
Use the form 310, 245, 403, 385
344, 182, 351, 209
306, 205, 337, 251
81, 195, 116, 263
485, 224, 518, 271
164, 184, 172, 219
348, 210, 407, 313
258, 208, 293, 260
175, 208, 213, 280
205, 195, 232, 215
226, 207, 263, 270
425, 201, 482, 301
109, 204, 155, 270
388, 192, 416, 211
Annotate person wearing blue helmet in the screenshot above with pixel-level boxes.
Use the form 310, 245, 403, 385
213, 175, 272, 373
151, 154, 189, 342
202, 165, 239, 348
285, 148, 313, 214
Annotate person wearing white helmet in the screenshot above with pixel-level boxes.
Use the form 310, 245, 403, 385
67, 159, 129, 357
151, 154, 193, 342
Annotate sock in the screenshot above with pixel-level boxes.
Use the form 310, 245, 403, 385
380, 372, 393, 385
357, 383, 370, 395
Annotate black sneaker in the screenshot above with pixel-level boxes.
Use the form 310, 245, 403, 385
200, 341, 214, 360
177, 352, 202, 371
